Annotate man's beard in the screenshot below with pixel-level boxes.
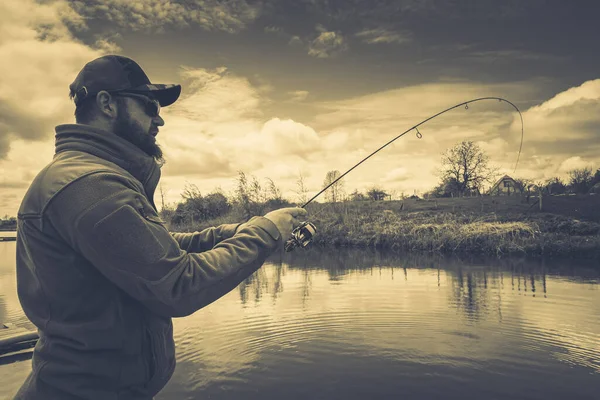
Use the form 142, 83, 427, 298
114, 112, 165, 166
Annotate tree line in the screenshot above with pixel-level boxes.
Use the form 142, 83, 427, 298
426, 140, 600, 198
161, 139, 600, 227
311, 140, 600, 202
160, 172, 294, 227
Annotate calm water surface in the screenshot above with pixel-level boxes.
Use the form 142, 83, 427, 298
1, 238, 599, 399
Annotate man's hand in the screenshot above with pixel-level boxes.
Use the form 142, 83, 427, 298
263, 207, 308, 241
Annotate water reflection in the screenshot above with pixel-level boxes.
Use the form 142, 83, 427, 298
1, 243, 599, 400
227, 247, 600, 381
237, 247, 597, 321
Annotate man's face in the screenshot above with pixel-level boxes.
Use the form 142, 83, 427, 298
113, 94, 165, 164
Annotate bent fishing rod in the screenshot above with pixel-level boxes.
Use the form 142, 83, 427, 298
284, 97, 525, 252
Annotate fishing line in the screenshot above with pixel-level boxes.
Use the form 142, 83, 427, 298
284, 97, 525, 251
303, 97, 524, 208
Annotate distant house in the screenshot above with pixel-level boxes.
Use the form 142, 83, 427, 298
488, 175, 519, 196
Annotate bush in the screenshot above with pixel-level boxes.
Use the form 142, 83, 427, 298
170, 187, 231, 225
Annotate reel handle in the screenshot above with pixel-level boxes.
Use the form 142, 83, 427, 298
284, 221, 317, 252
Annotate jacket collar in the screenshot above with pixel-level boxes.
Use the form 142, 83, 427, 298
54, 124, 161, 209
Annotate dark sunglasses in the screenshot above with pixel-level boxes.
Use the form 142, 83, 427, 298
112, 92, 161, 117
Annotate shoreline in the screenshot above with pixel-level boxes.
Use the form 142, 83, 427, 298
308, 232, 600, 260
305, 211, 600, 259
171, 198, 600, 260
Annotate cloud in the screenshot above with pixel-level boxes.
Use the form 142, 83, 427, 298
249, 74, 275, 94
0, 0, 129, 215
1, 0, 598, 215
527, 79, 600, 113
170, 67, 263, 124
512, 79, 600, 171
305, 78, 600, 194
308, 29, 348, 58
382, 167, 411, 183
0, 139, 56, 216
557, 157, 595, 175
464, 50, 565, 64
355, 28, 411, 45
160, 69, 319, 160
0, 0, 109, 158
476, 137, 511, 163
0, 181, 29, 189
68, 0, 262, 33
153, 66, 428, 206
93, 36, 123, 54
312, 81, 533, 135
155, 67, 325, 205
302, 0, 542, 25
288, 36, 303, 46
264, 25, 285, 36
0, 0, 85, 44
287, 90, 309, 102
264, 25, 281, 33
162, 146, 234, 178
492, 79, 600, 182
259, 118, 320, 157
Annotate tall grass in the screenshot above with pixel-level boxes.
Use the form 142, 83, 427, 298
165, 196, 600, 259
306, 208, 538, 255
300, 201, 600, 258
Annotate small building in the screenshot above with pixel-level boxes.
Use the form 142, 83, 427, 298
488, 175, 519, 196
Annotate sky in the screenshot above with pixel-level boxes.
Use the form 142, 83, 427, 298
1, 0, 600, 216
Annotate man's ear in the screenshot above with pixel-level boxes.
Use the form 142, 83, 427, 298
96, 91, 117, 119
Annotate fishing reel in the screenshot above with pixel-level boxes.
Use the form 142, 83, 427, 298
284, 221, 317, 252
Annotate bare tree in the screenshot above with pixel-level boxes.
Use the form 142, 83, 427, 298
323, 170, 345, 203
158, 183, 167, 211
568, 167, 593, 194
294, 171, 310, 205
440, 141, 496, 196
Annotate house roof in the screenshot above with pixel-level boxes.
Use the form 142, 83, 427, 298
488, 175, 517, 193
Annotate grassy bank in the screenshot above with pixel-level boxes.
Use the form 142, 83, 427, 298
307, 209, 600, 258
167, 195, 600, 259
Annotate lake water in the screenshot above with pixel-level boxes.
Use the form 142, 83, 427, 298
1, 240, 599, 399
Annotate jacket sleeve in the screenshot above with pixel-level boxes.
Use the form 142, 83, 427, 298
47, 172, 281, 318
170, 224, 241, 253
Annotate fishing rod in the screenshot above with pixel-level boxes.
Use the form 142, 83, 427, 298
284, 97, 525, 252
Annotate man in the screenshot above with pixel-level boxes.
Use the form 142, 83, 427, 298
14, 55, 307, 399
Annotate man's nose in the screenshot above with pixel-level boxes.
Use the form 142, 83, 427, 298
154, 115, 165, 126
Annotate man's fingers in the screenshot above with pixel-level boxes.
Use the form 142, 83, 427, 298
289, 207, 308, 218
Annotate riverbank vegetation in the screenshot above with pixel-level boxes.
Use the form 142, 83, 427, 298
304, 199, 600, 258
157, 167, 600, 259
154, 141, 600, 259
0, 216, 16, 231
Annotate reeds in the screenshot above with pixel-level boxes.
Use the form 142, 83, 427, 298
304, 206, 600, 258
167, 199, 600, 258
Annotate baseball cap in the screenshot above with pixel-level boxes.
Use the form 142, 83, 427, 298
69, 55, 181, 107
